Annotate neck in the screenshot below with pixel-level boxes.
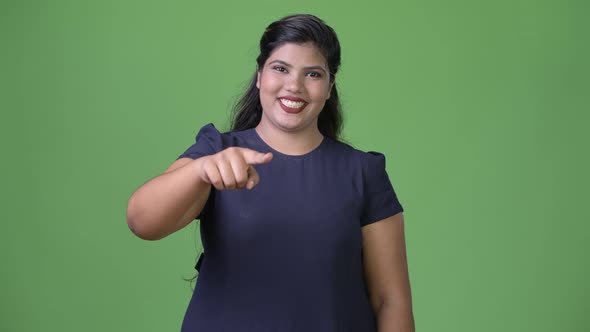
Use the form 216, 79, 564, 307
255, 122, 324, 156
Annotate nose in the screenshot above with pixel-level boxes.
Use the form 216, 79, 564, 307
285, 73, 304, 93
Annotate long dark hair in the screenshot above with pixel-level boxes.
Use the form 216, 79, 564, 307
231, 14, 343, 141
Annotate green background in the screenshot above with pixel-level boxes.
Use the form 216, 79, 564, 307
2, 0, 588, 331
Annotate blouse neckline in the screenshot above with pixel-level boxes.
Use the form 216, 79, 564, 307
247, 128, 328, 160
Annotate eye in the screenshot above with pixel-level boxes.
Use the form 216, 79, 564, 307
306, 71, 322, 78
272, 65, 287, 73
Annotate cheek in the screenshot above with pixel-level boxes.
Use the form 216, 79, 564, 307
259, 79, 281, 107
260, 74, 281, 92
309, 83, 331, 100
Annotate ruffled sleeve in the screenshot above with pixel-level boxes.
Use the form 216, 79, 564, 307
360, 151, 404, 227
176, 123, 223, 220
177, 123, 224, 160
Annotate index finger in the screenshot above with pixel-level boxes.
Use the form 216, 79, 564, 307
239, 148, 273, 165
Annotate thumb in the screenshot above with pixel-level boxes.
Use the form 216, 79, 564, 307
241, 149, 273, 165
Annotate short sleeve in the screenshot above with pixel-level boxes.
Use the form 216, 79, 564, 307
177, 123, 224, 160
360, 151, 404, 227
176, 123, 223, 220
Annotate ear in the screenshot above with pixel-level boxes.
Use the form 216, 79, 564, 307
327, 80, 334, 100
256, 71, 261, 89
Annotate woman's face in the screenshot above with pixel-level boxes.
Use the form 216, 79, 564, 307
256, 42, 333, 135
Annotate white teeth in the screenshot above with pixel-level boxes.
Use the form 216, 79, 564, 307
280, 98, 306, 108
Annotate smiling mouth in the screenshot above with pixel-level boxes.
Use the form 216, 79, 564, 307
278, 98, 307, 114
279, 98, 307, 108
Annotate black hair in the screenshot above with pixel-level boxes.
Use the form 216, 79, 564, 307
231, 14, 343, 140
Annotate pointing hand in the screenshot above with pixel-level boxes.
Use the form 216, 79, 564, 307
199, 147, 273, 190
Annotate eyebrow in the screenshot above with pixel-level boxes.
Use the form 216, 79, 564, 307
268, 60, 328, 74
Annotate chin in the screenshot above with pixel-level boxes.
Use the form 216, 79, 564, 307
275, 121, 304, 132
263, 107, 318, 133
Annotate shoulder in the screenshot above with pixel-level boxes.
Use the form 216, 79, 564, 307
325, 138, 394, 191
177, 123, 252, 160
326, 137, 387, 166
194, 123, 253, 147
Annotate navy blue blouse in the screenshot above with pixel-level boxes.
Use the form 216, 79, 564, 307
177, 124, 404, 332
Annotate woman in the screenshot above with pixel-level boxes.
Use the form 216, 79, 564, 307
127, 14, 415, 332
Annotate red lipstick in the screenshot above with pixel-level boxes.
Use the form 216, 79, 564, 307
279, 96, 306, 102
278, 97, 307, 114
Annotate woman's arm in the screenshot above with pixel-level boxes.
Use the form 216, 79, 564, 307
362, 212, 415, 332
126, 148, 272, 241
126, 157, 211, 241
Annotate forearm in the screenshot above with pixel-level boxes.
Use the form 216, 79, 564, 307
375, 301, 415, 332
127, 158, 210, 240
